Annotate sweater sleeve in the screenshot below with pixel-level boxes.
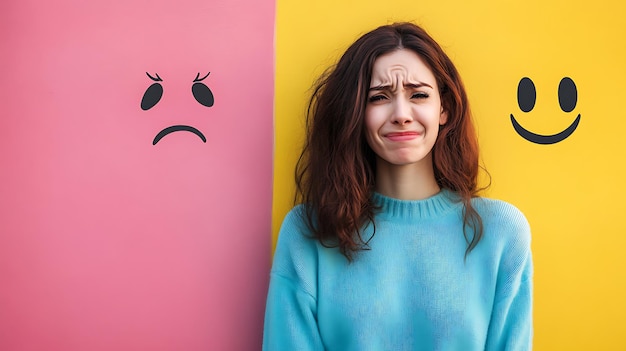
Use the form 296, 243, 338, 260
262, 208, 324, 351
485, 208, 534, 350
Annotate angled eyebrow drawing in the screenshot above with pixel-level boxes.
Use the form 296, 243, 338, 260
369, 82, 433, 91
146, 72, 163, 82
193, 72, 210, 82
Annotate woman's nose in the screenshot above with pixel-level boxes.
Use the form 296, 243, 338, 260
390, 98, 413, 125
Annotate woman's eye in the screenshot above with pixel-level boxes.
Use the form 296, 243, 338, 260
368, 95, 387, 102
412, 92, 429, 99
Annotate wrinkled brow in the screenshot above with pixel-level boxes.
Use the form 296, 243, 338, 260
368, 82, 433, 91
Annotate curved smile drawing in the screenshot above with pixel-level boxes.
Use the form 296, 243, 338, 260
510, 113, 580, 145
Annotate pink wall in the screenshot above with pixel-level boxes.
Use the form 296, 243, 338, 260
0, 0, 275, 349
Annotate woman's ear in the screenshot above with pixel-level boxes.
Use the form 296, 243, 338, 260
439, 107, 448, 125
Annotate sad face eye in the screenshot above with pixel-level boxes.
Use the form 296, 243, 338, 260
192, 83, 214, 107
558, 77, 577, 113
141, 83, 163, 110
141, 72, 163, 111
191, 72, 214, 107
517, 77, 536, 113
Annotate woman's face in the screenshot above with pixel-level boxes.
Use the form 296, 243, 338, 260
364, 49, 447, 168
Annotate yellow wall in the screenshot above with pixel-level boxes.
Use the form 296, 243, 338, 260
274, 0, 626, 349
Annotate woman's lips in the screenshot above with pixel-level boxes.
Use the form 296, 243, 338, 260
385, 131, 421, 141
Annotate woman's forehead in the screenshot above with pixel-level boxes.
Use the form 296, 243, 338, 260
370, 49, 437, 88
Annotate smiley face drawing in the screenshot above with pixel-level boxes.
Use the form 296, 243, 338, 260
510, 77, 581, 144
141, 72, 215, 145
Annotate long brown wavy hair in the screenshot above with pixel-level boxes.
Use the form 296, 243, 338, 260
295, 22, 485, 261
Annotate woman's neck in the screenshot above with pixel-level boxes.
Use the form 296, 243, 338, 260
374, 154, 440, 200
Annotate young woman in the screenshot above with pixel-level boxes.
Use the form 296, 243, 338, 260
263, 22, 533, 350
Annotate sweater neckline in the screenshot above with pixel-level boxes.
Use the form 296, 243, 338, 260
372, 188, 460, 219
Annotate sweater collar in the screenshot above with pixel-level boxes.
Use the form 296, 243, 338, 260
372, 188, 460, 219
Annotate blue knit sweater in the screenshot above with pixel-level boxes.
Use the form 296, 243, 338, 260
263, 189, 533, 350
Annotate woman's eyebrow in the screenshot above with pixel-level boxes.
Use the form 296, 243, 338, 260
368, 82, 433, 91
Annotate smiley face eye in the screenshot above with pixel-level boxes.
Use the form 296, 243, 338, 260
192, 83, 215, 107
517, 77, 536, 113
558, 77, 577, 113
